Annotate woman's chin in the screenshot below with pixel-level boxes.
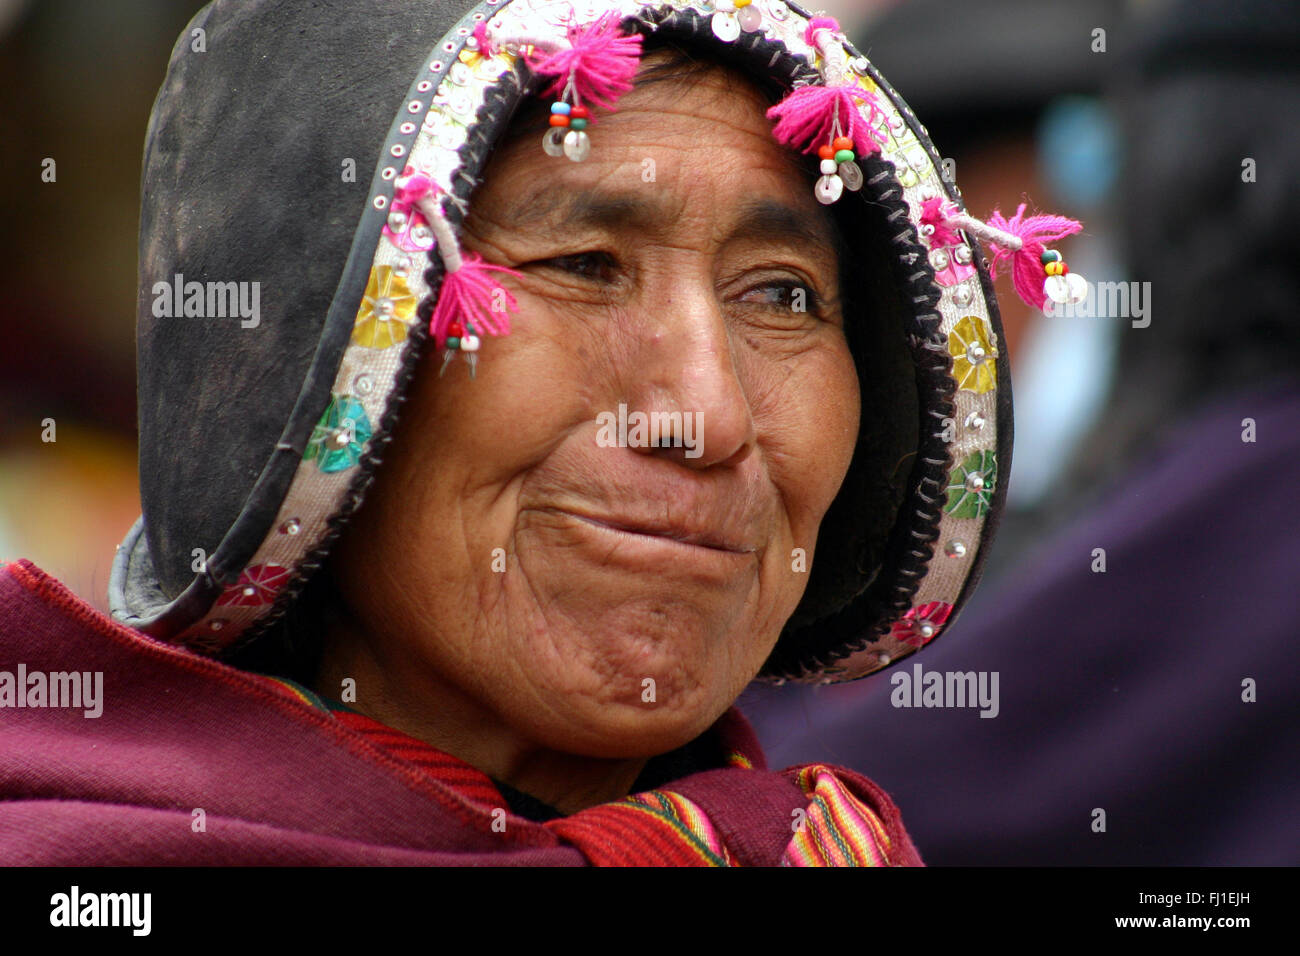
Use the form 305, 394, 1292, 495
491, 630, 746, 759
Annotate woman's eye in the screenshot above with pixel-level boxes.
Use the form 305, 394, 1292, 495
738, 280, 821, 313
540, 251, 617, 279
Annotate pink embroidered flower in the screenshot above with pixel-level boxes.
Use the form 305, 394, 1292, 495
918, 198, 976, 287
919, 198, 962, 247
216, 563, 291, 607
889, 601, 953, 648
382, 166, 436, 253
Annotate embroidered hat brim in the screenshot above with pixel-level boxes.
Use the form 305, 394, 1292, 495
110, 0, 1014, 683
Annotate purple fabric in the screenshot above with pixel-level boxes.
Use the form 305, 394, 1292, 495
0, 561, 586, 865
0, 559, 921, 865
741, 382, 1300, 865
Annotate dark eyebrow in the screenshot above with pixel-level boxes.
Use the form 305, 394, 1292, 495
505, 190, 657, 233
730, 199, 838, 256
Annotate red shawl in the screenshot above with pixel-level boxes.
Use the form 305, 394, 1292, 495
0, 560, 922, 866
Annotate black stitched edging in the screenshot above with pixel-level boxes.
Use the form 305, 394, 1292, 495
758, 151, 956, 682
750, 23, 1013, 682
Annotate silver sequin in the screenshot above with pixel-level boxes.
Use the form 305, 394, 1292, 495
563, 129, 591, 162
815, 174, 844, 205
543, 127, 566, 157
711, 11, 740, 41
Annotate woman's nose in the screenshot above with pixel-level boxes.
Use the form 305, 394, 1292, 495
619, 275, 757, 470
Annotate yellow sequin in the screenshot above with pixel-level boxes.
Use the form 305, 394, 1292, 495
352, 265, 417, 349
948, 315, 999, 393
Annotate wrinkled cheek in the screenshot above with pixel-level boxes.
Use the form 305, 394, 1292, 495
781, 356, 860, 528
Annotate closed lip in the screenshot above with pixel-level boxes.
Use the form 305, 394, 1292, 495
560, 509, 758, 555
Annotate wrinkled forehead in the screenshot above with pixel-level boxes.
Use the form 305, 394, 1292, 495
475, 37, 845, 263
473, 58, 847, 261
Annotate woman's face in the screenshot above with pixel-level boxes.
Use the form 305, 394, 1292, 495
329, 51, 860, 762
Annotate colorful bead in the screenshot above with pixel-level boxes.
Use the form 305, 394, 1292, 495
445, 336, 461, 349
550, 102, 571, 115
818, 145, 836, 161
448, 320, 464, 338
549, 114, 570, 127
569, 117, 588, 131
1041, 249, 1062, 265
1044, 260, 1064, 276
834, 148, 855, 164
569, 105, 590, 120
832, 136, 854, 152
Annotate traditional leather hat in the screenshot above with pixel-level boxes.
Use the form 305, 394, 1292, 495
110, 0, 1068, 682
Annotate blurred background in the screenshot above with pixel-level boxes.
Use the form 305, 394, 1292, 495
3, 0, 1296, 864
0, 0, 206, 607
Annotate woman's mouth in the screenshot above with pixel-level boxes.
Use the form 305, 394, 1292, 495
562, 510, 758, 555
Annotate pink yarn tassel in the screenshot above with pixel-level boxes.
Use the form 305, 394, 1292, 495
526, 11, 643, 111
985, 203, 1082, 310
766, 84, 886, 158
429, 255, 522, 347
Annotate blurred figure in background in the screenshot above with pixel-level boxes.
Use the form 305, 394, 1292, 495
0, 0, 202, 608
741, 0, 1300, 864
